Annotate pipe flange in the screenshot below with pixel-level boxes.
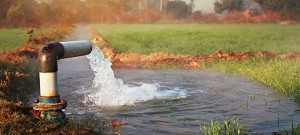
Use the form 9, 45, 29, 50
38, 96, 61, 103
33, 98, 67, 111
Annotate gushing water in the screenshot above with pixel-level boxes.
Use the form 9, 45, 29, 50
85, 46, 186, 106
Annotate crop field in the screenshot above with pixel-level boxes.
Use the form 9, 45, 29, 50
91, 24, 300, 55
0, 28, 28, 53
0, 28, 49, 53
92, 24, 300, 102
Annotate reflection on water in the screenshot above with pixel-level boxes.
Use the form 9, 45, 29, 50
57, 56, 300, 134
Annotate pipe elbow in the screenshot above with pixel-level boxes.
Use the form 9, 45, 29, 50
38, 42, 64, 73
38, 41, 93, 72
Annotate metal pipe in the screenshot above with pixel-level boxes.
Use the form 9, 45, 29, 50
60, 41, 93, 59
34, 40, 92, 124
38, 40, 92, 97
39, 72, 58, 96
38, 42, 64, 73
39, 41, 92, 73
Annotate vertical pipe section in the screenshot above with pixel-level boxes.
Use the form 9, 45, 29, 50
38, 42, 64, 97
39, 72, 58, 96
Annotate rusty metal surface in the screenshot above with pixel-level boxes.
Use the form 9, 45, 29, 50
38, 96, 61, 103
33, 97, 67, 111
33, 96, 67, 124
40, 110, 66, 124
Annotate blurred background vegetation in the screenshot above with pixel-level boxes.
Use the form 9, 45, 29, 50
0, 0, 299, 28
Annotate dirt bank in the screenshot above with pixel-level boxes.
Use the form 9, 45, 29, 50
92, 34, 300, 69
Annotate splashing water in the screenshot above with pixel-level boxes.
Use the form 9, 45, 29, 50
85, 46, 186, 106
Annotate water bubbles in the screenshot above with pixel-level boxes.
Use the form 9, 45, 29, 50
85, 46, 186, 106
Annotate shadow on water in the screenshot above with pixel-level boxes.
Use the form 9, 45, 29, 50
37, 25, 300, 134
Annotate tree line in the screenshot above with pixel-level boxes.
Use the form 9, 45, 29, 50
0, 0, 299, 27
214, 0, 300, 20
0, 0, 193, 27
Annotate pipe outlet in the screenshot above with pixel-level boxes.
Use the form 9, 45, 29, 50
60, 41, 93, 59
38, 40, 92, 73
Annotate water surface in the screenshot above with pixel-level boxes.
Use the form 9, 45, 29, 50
57, 58, 300, 134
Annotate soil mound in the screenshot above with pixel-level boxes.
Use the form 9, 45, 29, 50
92, 35, 299, 69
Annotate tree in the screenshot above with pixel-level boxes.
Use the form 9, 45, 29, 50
214, 0, 243, 14
106, 0, 135, 23
259, 0, 300, 20
0, 0, 16, 25
6, 0, 39, 27
167, 1, 192, 19
190, 0, 195, 10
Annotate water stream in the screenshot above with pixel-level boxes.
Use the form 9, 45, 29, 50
49, 26, 300, 134
84, 46, 186, 106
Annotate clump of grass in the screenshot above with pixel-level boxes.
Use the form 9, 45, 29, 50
290, 122, 300, 135
60, 115, 112, 134
0, 28, 28, 53
0, 28, 51, 54
277, 122, 300, 135
0, 58, 39, 103
203, 58, 300, 101
197, 117, 248, 135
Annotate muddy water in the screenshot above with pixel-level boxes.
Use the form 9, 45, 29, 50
53, 26, 300, 134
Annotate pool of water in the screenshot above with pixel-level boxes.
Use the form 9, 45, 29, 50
57, 56, 300, 134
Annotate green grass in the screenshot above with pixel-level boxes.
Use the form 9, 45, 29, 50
197, 117, 248, 135
0, 28, 49, 53
91, 24, 300, 55
278, 122, 300, 135
0, 29, 28, 53
198, 116, 300, 135
203, 58, 300, 96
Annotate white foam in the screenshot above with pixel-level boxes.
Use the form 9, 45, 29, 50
85, 46, 186, 106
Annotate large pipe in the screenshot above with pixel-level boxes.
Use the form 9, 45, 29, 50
34, 40, 92, 123
38, 40, 92, 96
